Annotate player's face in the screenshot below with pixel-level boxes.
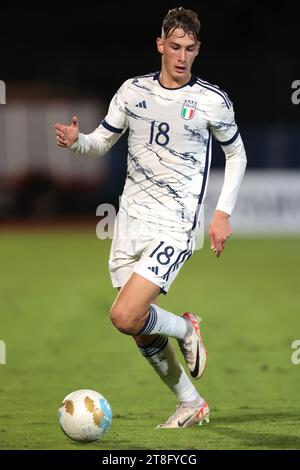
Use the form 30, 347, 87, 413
157, 28, 200, 86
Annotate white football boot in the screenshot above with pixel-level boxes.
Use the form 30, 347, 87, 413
178, 312, 207, 379
156, 401, 210, 429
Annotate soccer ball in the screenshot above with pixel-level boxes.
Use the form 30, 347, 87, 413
58, 389, 112, 442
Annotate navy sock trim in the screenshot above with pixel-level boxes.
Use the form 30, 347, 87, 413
138, 336, 168, 357
137, 305, 158, 335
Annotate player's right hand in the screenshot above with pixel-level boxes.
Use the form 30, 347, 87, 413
54, 116, 79, 148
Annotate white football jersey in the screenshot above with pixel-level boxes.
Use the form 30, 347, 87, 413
73, 72, 246, 233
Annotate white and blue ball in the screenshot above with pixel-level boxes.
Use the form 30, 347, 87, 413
58, 389, 112, 442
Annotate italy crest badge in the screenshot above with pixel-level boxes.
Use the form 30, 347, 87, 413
181, 100, 197, 120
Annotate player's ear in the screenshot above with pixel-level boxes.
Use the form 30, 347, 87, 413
156, 37, 164, 55
195, 41, 201, 56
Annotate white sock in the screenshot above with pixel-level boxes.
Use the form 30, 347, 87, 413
137, 304, 188, 340
138, 336, 203, 405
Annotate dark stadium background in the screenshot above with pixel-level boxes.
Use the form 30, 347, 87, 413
0, 0, 299, 218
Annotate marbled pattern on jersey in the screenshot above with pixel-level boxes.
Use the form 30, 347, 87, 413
77, 72, 243, 232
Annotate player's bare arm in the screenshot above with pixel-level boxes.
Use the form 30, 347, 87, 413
54, 116, 79, 148
209, 210, 232, 258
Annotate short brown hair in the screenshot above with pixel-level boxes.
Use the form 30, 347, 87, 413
162, 7, 201, 42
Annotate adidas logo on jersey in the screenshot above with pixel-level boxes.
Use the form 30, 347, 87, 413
135, 100, 147, 109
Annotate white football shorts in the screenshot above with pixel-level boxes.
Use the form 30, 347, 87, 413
108, 209, 196, 294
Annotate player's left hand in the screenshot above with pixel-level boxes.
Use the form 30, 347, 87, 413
209, 210, 232, 258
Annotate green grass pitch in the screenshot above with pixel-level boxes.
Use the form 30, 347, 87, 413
0, 230, 299, 450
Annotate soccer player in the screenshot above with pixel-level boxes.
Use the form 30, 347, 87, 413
54, 7, 247, 428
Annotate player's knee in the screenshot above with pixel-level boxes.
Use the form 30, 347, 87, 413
110, 305, 136, 335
